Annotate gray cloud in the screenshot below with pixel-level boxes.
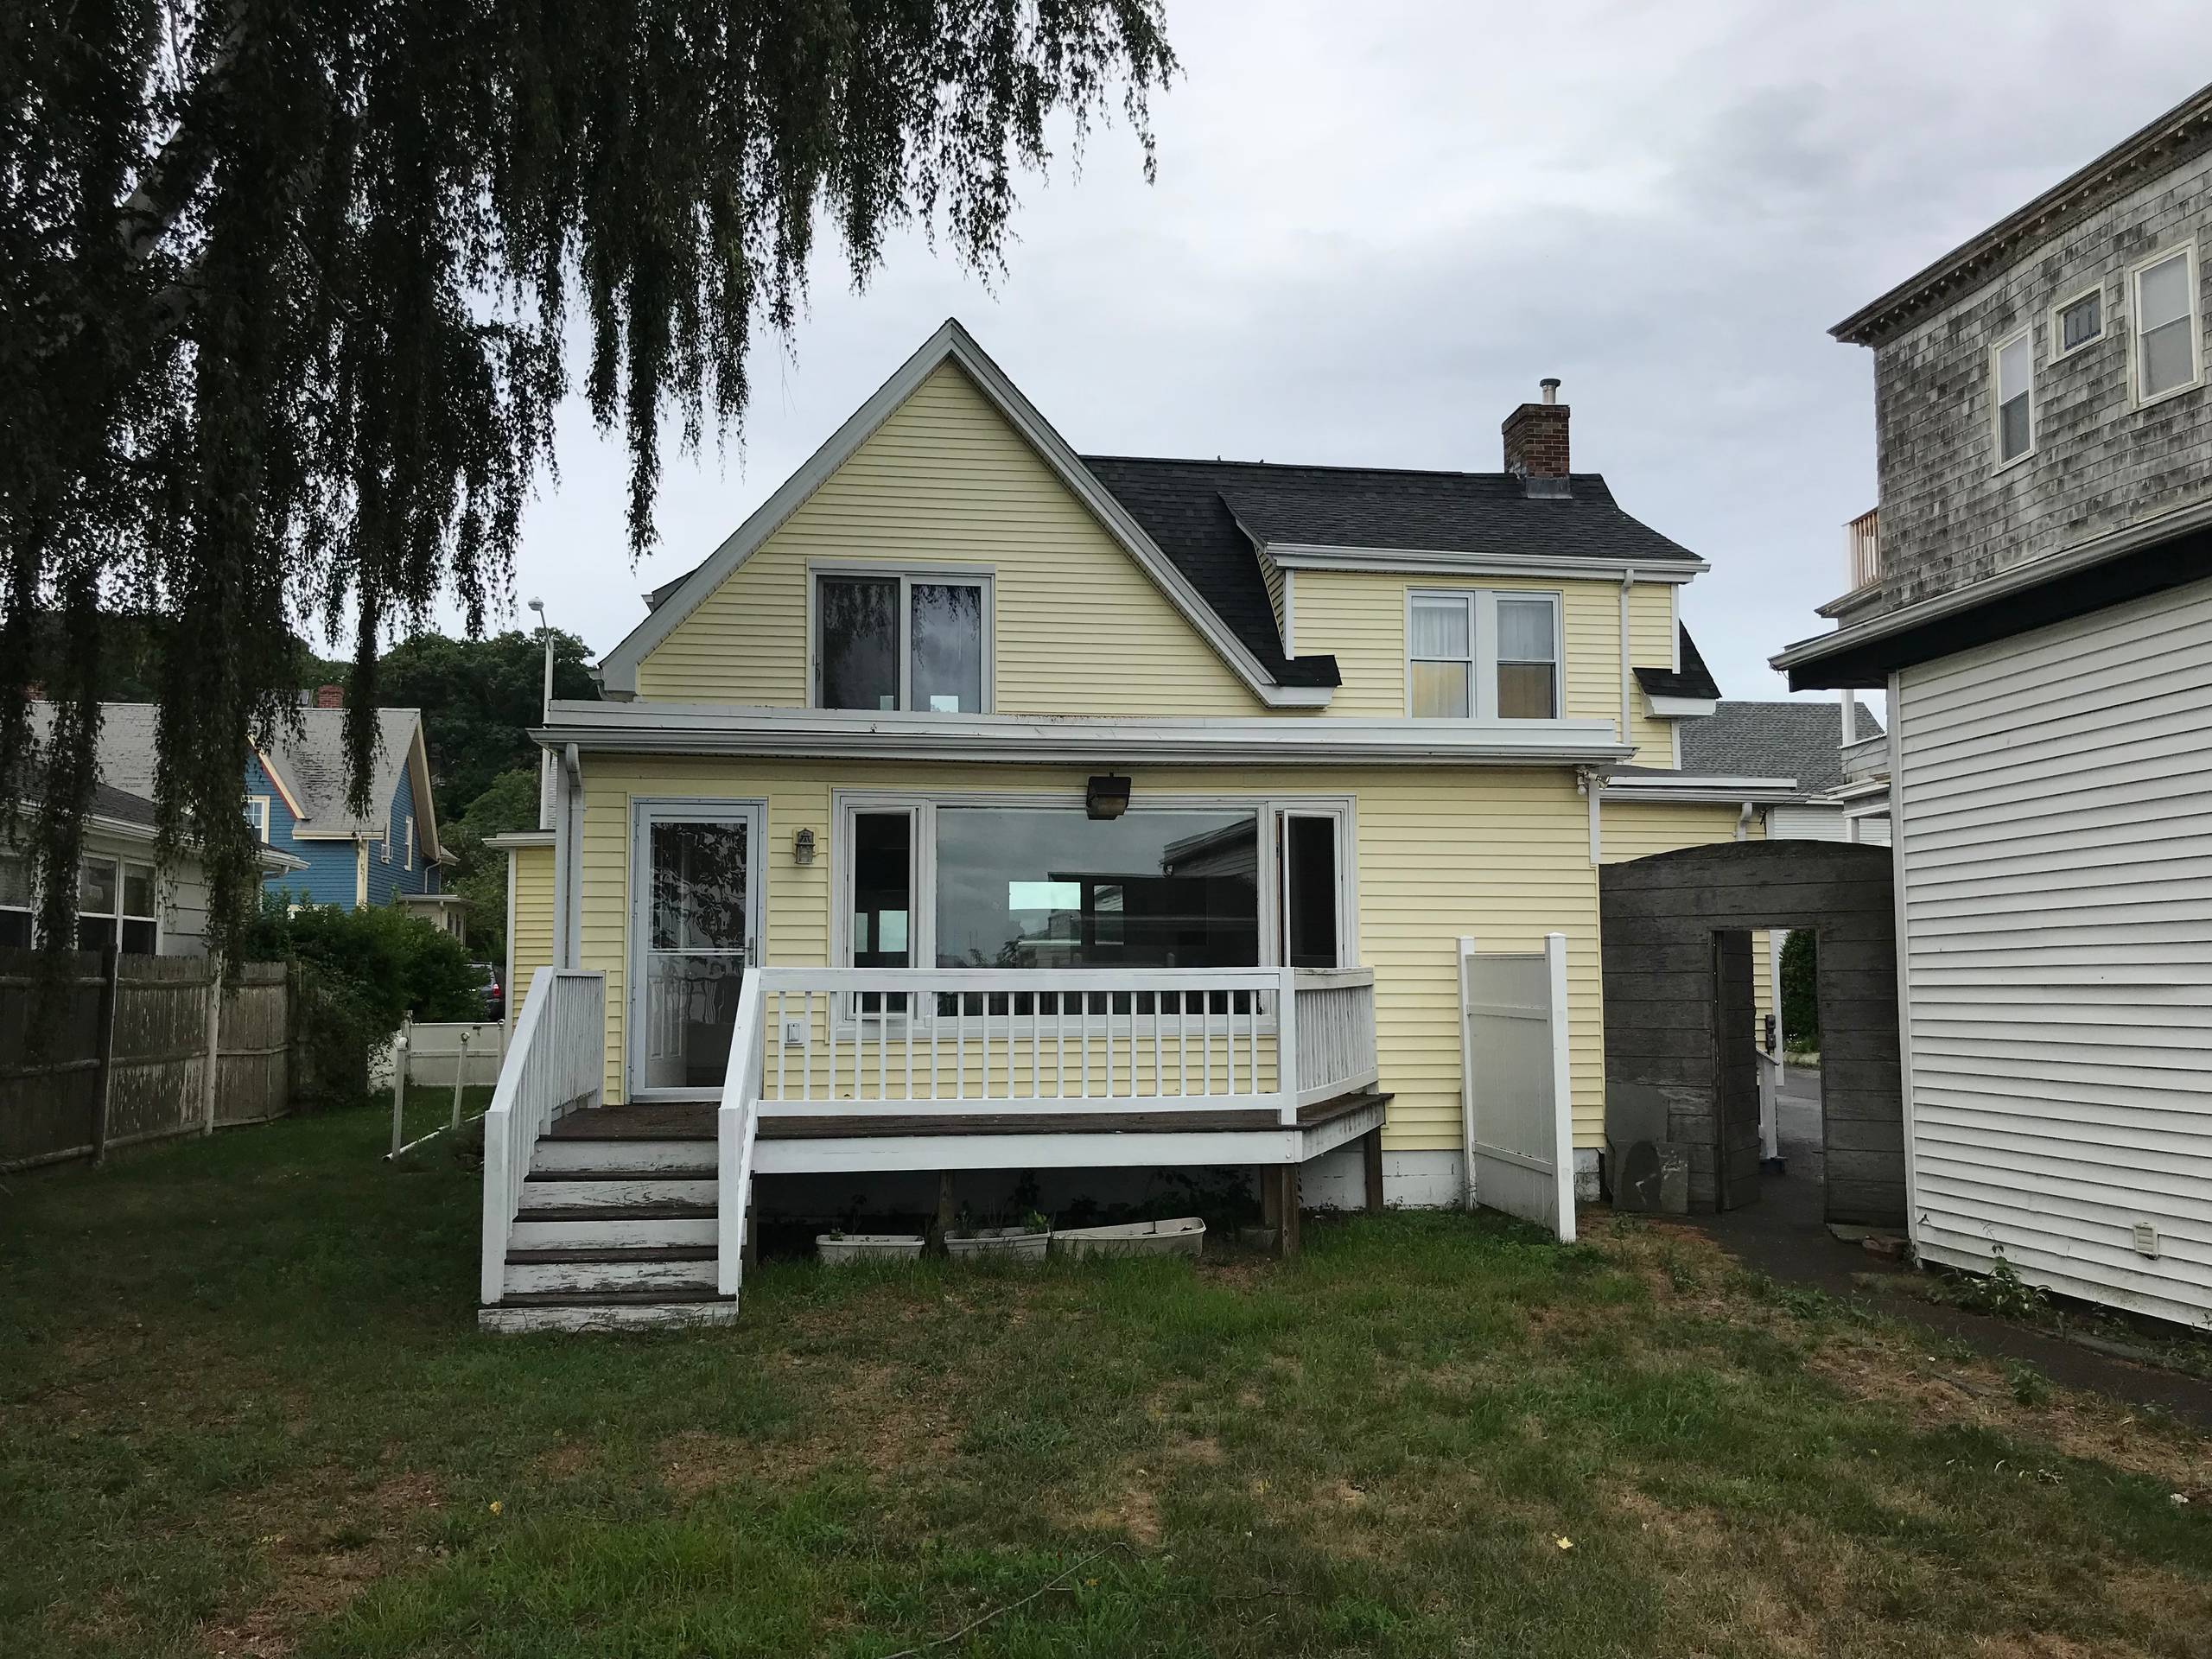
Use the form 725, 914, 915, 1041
492, 0, 2209, 707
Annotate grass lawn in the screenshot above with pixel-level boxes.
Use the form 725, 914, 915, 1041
3, 1110, 2209, 1658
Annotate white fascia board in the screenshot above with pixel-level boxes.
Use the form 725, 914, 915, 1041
595, 318, 1319, 708
258, 848, 309, 874
1771, 495, 2212, 671
1643, 694, 1719, 718
405, 721, 446, 862
533, 700, 1630, 767
1265, 543, 1707, 582
483, 830, 556, 850
1603, 775, 1801, 804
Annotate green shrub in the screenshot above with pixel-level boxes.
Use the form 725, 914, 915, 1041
244, 899, 483, 1109
1780, 928, 1818, 1052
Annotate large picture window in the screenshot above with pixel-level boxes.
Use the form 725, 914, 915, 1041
0, 850, 30, 950
815, 569, 990, 713
1408, 590, 1560, 721
835, 794, 1351, 1021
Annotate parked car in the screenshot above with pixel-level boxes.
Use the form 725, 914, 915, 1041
472, 962, 503, 1022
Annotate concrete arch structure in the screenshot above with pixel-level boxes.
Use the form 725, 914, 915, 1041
1599, 842, 1903, 1225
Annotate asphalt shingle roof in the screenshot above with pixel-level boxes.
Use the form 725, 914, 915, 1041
1677, 701, 1884, 794
1632, 627, 1723, 702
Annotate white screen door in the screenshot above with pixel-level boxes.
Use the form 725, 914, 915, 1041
630, 801, 764, 1096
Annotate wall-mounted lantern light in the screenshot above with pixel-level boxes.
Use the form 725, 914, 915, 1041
1084, 774, 1132, 821
793, 827, 817, 865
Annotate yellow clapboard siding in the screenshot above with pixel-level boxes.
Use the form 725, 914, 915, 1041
508, 844, 555, 1019
1292, 569, 1678, 766
636, 361, 1265, 715
573, 756, 1608, 1152
1599, 798, 1775, 1030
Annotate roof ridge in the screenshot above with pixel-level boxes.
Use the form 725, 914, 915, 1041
1084, 453, 1609, 485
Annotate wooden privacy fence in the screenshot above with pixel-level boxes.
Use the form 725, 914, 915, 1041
0, 950, 292, 1172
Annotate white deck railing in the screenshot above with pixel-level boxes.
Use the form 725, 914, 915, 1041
1293, 967, 1378, 1107
717, 974, 766, 1297
1846, 507, 1881, 591
478, 969, 605, 1304
723, 966, 1378, 1133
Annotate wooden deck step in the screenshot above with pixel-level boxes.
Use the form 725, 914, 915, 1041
518, 1201, 716, 1224
499, 1287, 732, 1308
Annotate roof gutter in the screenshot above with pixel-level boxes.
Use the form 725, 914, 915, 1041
1771, 497, 2212, 684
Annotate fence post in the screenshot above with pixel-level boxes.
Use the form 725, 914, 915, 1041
451, 1027, 470, 1128
92, 945, 121, 1164
1456, 935, 1478, 1212
390, 1020, 410, 1158
1544, 932, 1575, 1244
200, 952, 223, 1136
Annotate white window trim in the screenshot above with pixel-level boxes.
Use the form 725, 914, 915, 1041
1403, 588, 1564, 721
119, 859, 160, 954
404, 816, 416, 871
2050, 283, 2104, 360
2128, 242, 2203, 410
1990, 325, 2036, 474
246, 795, 272, 842
807, 561, 996, 715
827, 787, 1357, 1034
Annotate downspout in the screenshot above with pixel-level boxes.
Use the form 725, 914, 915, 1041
1734, 800, 1754, 842
1617, 568, 1638, 753
1578, 767, 1603, 865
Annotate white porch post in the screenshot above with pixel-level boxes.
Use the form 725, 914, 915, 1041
1276, 965, 1300, 1125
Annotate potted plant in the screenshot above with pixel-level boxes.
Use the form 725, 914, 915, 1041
945, 1209, 1052, 1262
1052, 1216, 1205, 1260
817, 1228, 926, 1264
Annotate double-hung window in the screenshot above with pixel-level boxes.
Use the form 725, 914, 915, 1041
2133, 246, 2201, 404
815, 569, 991, 713
73, 857, 156, 954
245, 795, 271, 842
1993, 328, 2034, 467
1408, 591, 1561, 720
404, 816, 416, 871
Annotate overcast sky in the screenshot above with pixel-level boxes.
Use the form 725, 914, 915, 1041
496, 1, 2209, 704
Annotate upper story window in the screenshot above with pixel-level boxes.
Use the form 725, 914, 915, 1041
814, 568, 991, 713
1992, 328, 2035, 467
245, 795, 271, 842
2054, 288, 2102, 356
2133, 246, 2201, 404
0, 849, 29, 949
1408, 590, 1561, 720
404, 816, 416, 870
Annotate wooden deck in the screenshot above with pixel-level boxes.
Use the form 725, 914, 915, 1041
547, 1091, 1389, 1144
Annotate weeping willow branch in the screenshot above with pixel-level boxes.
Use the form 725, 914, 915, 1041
1, 0, 1177, 959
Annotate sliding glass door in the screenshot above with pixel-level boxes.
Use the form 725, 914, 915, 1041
630, 801, 764, 1096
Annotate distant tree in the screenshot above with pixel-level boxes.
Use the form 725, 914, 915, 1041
1781, 929, 1819, 1053
447, 766, 543, 959
378, 631, 596, 823
3, 3, 1178, 963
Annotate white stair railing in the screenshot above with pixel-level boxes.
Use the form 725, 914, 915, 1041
717, 974, 766, 1297
478, 969, 605, 1305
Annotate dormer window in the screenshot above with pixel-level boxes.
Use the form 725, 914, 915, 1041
814, 568, 991, 713
1408, 590, 1561, 720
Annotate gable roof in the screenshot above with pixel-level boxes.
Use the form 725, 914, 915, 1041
611, 319, 1714, 703
601, 320, 1331, 707
31, 701, 440, 855
1678, 700, 1883, 797
1633, 626, 1722, 702
258, 706, 439, 851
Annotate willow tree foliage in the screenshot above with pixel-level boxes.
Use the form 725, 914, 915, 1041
2, 1, 1175, 956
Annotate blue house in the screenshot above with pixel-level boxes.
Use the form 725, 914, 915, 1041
245, 705, 465, 938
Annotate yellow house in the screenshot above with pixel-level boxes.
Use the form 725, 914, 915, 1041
482, 321, 1790, 1330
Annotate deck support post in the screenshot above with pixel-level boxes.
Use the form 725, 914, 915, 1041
1362, 1127, 1385, 1215
1261, 1165, 1301, 1257
933, 1170, 957, 1246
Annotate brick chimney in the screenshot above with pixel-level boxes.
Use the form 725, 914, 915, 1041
1502, 378, 1570, 480
315, 683, 343, 709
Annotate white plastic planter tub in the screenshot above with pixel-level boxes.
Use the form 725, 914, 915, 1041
817, 1234, 925, 1265
944, 1227, 1051, 1262
1050, 1217, 1205, 1260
